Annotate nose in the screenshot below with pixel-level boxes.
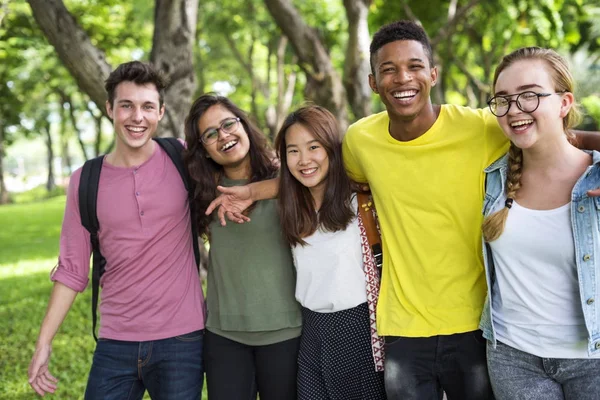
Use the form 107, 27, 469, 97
298, 152, 310, 165
131, 107, 143, 122
218, 129, 231, 140
506, 99, 523, 116
393, 68, 412, 84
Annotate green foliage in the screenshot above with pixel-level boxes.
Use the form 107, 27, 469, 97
581, 95, 600, 130
367, 0, 600, 109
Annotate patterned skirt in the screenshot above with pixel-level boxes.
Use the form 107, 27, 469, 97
297, 302, 387, 399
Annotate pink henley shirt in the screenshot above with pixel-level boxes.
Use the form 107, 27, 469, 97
52, 143, 205, 341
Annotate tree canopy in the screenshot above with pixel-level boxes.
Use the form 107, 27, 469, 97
1, 0, 599, 202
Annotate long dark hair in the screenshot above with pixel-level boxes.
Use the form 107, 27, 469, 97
274, 105, 354, 246
184, 93, 278, 235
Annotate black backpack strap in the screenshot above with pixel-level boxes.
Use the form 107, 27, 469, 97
79, 155, 106, 342
154, 138, 201, 270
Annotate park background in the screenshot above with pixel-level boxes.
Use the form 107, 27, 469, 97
1, 0, 599, 398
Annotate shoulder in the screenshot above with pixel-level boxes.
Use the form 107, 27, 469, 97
345, 111, 389, 140
440, 104, 492, 124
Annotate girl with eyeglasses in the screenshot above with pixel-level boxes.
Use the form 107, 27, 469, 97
479, 47, 600, 399
274, 105, 386, 399
183, 94, 302, 400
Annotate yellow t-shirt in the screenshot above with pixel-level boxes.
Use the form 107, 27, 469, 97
342, 104, 508, 337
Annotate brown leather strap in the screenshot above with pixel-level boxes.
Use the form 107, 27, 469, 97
357, 192, 383, 269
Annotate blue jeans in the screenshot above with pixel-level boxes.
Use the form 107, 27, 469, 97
384, 330, 493, 400
84, 330, 204, 400
487, 340, 600, 400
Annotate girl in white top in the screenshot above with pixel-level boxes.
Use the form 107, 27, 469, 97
482, 47, 600, 400
274, 105, 386, 399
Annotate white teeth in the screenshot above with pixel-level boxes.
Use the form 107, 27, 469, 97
128, 126, 145, 132
220, 140, 237, 151
510, 119, 534, 127
301, 168, 317, 175
393, 90, 417, 99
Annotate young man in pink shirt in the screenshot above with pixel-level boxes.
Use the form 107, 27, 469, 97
27, 61, 205, 399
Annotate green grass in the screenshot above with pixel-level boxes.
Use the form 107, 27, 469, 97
11, 184, 66, 205
0, 198, 207, 399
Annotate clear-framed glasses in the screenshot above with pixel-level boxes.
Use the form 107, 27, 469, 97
201, 117, 241, 145
487, 91, 561, 117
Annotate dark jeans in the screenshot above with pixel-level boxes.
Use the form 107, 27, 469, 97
204, 330, 300, 400
84, 330, 204, 400
487, 340, 600, 400
384, 330, 493, 400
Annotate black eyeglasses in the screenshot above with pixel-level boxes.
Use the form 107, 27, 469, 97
201, 117, 240, 145
487, 91, 562, 117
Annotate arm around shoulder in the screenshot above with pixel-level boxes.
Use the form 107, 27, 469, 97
574, 130, 600, 151
205, 177, 280, 226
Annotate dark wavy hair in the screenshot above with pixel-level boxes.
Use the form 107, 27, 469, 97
274, 105, 354, 246
370, 20, 434, 73
184, 93, 278, 235
104, 61, 168, 107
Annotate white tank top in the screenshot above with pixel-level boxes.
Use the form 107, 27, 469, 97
489, 199, 595, 358
291, 196, 368, 312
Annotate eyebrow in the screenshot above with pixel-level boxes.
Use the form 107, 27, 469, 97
116, 99, 157, 106
378, 58, 424, 69
495, 84, 544, 96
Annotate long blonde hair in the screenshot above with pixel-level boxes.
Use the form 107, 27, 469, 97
482, 47, 582, 242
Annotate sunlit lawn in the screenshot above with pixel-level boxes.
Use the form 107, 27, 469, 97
0, 197, 207, 399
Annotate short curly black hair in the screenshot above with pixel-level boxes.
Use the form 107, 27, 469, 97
370, 20, 434, 74
105, 61, 169, 107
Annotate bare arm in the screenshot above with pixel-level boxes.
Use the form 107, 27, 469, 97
574, 130, 600, 151
206, 177, 280, 226
28, 281, 78, 396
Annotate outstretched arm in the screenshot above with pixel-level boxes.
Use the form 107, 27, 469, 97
28, 282, 78, 396
206, 177, 280, 226
574, 130, 600, 196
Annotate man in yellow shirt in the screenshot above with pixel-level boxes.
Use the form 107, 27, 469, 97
342, 20, 506, 400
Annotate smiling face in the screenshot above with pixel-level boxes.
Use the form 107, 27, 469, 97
493, 59, 573, 150
369, 40, 438, 123
198, 104, 251, 173
106, 81, 164, 155
285, 123, 330, 204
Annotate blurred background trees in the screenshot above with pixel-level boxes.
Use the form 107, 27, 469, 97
1, 0, 599, 203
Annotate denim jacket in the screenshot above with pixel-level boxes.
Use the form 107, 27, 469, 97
479, 150, 600, 356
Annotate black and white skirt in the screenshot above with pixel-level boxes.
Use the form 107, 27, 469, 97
297, 302, 387, 399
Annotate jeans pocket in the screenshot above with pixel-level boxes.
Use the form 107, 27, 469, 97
175, 329, 205, 342
384, 335, 404, 349
470, 329, 487, 346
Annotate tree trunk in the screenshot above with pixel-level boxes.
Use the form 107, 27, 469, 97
0, 122, 9, 204
27, 0, 112, 118
263, 0, 349, 131
343, 0, 372, 120
93, 113, 103, 158
28, 0, 198, 138
59, 102, 72, 176
150, 0, 198, 137
43, 122, 56, 192
64, 95, 89, 161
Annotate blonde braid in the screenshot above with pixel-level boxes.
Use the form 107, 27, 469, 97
482, 143, 523, 242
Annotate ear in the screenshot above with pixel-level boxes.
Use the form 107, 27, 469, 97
559, 92, 575, 119
430, 66, 438, 87
158, 104, 165, 121
106, 101, 114, 119
368, 74, 378, 94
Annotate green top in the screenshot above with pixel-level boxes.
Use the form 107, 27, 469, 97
205, 178, 302, 346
